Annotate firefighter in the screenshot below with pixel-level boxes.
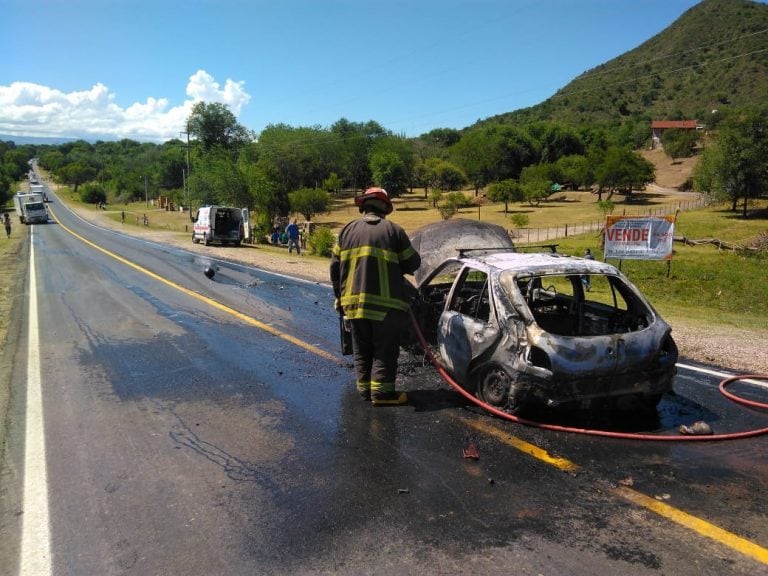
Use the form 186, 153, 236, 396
330, 188, 421, 406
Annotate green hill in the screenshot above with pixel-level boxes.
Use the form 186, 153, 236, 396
487, 0, 768, 127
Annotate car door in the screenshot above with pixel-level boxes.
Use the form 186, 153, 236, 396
241, 208, 250, 241
437, 267, 500, 382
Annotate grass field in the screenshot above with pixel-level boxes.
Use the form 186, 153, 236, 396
56, 184, 701, 238
0, 228, 24, 341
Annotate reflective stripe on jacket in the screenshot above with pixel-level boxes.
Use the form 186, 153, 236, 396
330, 214, 420, 321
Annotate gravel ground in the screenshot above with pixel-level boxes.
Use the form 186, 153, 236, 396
75, 207, 768, 377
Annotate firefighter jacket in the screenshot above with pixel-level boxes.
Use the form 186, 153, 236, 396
330, 213, 421, 321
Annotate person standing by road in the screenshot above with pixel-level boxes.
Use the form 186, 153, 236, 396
3, 212, 11, 238
286, 218, 301, 255
582, 248, 595, 291
330, 188, 421, 406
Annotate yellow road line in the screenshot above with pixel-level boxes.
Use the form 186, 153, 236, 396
616, 487, 768, 565
462, 417, 768, 566
50, 206, 341, 364
465, 419, 580, 472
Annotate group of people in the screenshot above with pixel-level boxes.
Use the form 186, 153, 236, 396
271, 219, 304, 255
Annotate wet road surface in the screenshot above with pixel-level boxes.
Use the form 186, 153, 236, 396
0, 191, 767, 575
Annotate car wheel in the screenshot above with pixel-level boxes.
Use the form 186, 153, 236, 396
192, 233, 199, 244
475, 364, 520, 412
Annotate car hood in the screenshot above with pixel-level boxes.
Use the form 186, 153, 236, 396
410, 219, 515, 286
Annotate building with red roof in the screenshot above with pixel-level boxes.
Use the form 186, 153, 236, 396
651, 120, 700, 149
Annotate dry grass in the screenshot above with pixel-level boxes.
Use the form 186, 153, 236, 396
0, 229, 24, 345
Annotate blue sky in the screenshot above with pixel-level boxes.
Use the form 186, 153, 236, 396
1, 0, 705, 142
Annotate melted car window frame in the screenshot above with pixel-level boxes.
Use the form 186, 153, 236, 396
500, 270, 653, 336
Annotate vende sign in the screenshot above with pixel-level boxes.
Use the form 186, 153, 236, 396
604, 215, 675, 260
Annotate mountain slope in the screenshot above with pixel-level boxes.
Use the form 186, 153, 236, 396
490, 0, 768, 126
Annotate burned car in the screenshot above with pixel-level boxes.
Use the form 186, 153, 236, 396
408, 220, 677, 413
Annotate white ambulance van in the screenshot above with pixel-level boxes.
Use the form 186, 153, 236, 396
192, 205, 250, 246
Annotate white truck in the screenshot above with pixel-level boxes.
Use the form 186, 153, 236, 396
13, 191, 49, 224
191, 205, 250, 246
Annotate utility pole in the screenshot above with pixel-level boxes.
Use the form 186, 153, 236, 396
143, 175, 148, 208
180, 125, 191, 210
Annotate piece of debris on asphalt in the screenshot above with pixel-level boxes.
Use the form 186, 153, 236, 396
398, 488, 410, 494
618, 476, 634, 487
678, 421, 714, 435
463, 443, 480, 460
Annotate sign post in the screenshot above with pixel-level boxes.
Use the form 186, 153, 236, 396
604, 214, 676, 272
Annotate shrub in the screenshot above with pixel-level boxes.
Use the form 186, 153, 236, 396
438, 205, 457, 220
510, 213, 529, 229
308, 225, 335, 257
80, 183, 107, 204
444, 191, 471, 209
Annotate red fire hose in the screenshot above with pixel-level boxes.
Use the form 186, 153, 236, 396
408, 309, 768, 441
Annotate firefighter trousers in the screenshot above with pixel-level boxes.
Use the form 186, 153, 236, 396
349, 309, 407, 394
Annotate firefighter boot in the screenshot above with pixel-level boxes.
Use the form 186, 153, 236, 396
371, 391, 408, 406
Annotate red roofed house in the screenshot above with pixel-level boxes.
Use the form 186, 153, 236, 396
651, 120, 699, 149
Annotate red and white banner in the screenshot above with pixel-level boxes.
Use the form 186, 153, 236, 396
604, 215, 675, 260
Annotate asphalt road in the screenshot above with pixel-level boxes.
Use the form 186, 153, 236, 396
1, 188, 767, 575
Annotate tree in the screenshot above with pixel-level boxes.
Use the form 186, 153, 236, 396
693, 108, 768, 217
450, 125, 536, 195
331, 118, 388, 191
370, 150, 408, 197
594, 147, 655, 200
187, 102, 253, 152
428, 189, 443, 208
188, 151, 250, 208
527, 122, 585, 164
509, 212, 529, 233
323, 172, 343, 195
288, 187, 331, 221
59, 161, 97, 193
80, 183, 107, 204
520, 164, 552, 206
487, 179, 524, 213
433, 161, 467, 191
661, 128, 698, 163
554, 155, 592, 189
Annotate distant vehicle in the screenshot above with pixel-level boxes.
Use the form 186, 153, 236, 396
191, 205, 250, 246
13, 191, 49, 224
408, 219, 677, 413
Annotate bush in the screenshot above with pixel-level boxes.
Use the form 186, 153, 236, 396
445, 191, 471, 209
308, 225, 335, 257
438, 204, 457, 220
80, 183, 107, 204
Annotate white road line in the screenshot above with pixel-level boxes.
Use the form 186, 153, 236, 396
677, 362, 767, 389
20, 228, 52, 575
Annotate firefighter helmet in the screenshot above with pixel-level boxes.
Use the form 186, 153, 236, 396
354, 187, 393, 215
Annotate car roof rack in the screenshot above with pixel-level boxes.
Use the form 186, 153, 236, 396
513, 244, 559, 254
457, 246, 517, 258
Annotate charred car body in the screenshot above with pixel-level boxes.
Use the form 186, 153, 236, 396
408, 220, 677, 413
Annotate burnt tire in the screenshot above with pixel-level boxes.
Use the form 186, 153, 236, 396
475, 364, 520, 412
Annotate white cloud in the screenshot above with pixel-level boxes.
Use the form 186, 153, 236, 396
0, 70, 251, 142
